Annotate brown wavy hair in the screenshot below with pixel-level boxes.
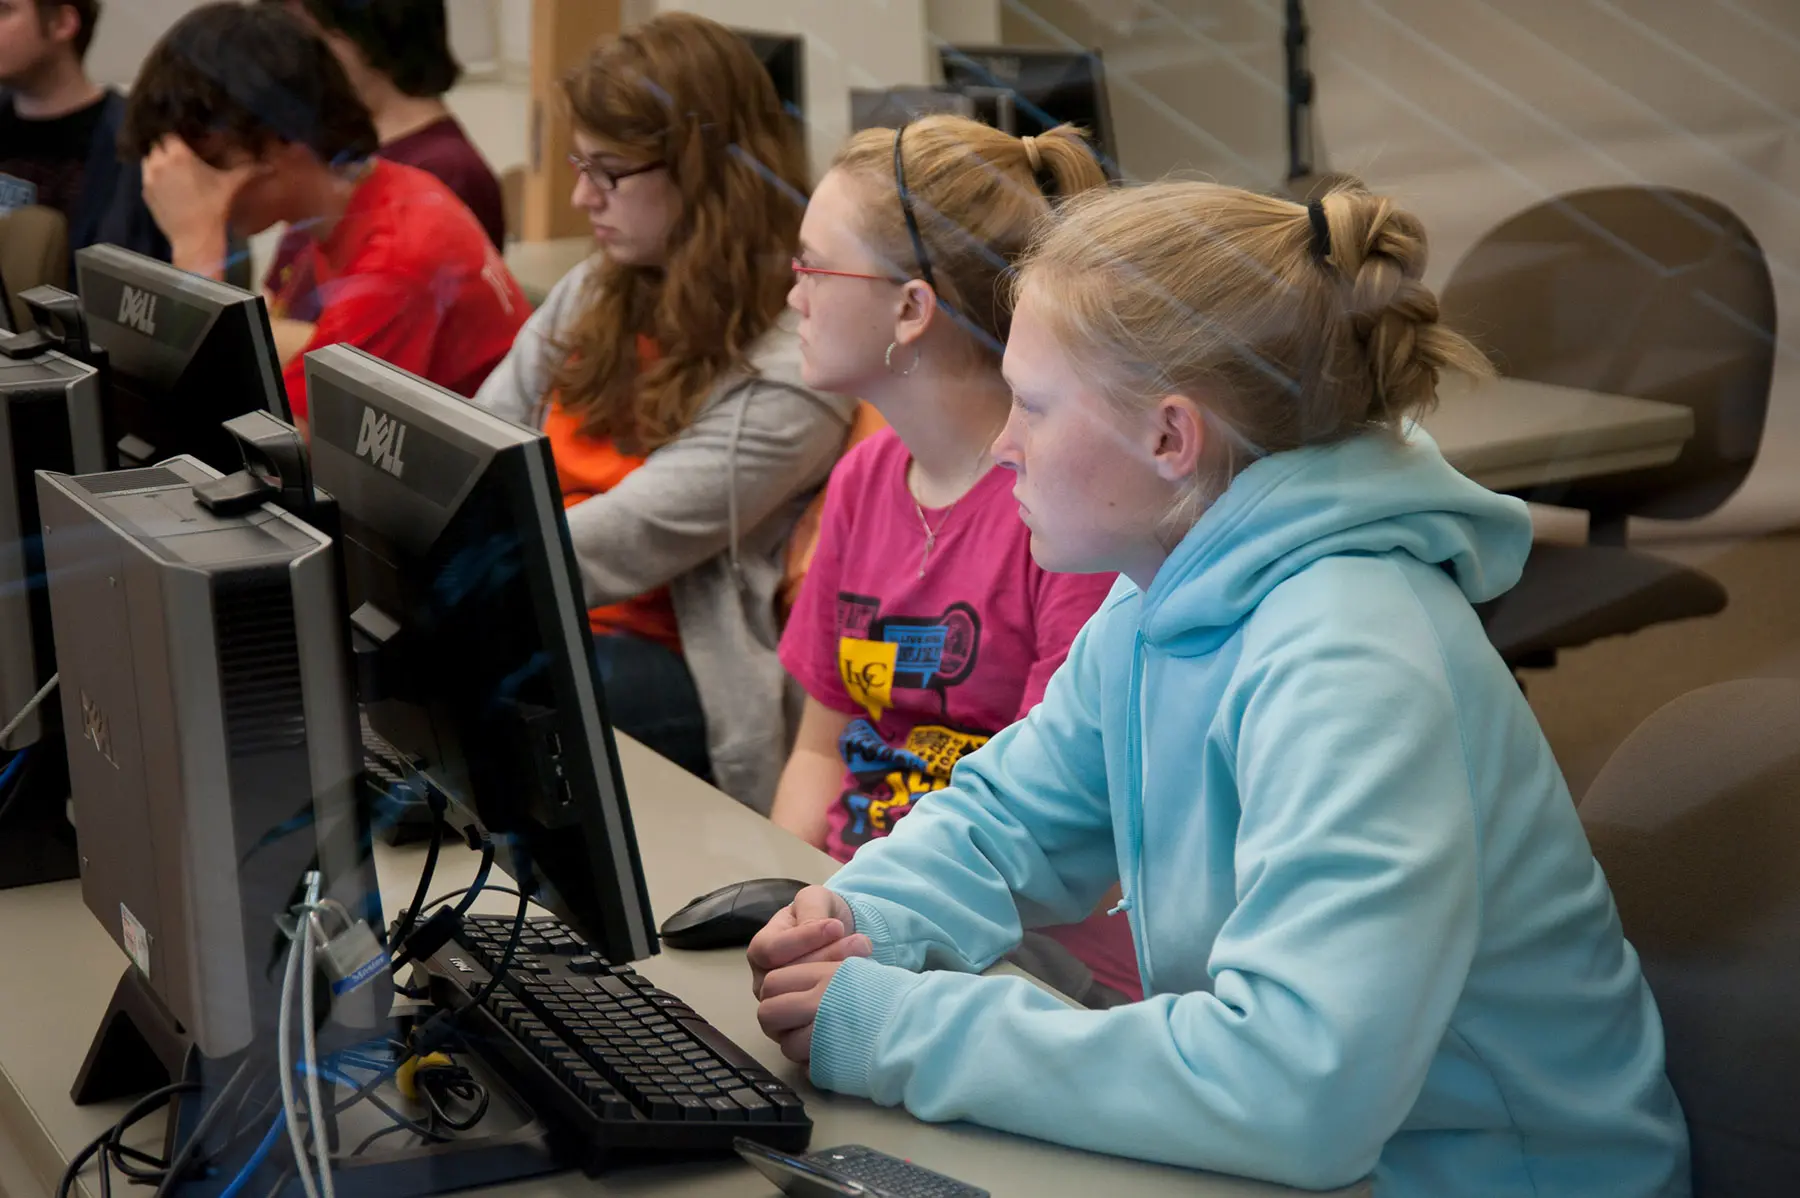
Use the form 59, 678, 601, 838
551, 12, 808, 450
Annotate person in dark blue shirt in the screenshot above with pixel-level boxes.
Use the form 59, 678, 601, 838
0, 0, 166, 269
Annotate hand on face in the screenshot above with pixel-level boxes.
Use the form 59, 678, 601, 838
746, 885, 870, 1063
140, 135, 257, 260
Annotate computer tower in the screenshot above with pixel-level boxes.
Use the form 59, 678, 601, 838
37, 456, 382, 1061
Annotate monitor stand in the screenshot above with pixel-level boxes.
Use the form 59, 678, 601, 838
0, 740, 80, 890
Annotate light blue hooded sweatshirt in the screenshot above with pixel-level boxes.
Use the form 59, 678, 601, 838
809, 430, 1690, 1195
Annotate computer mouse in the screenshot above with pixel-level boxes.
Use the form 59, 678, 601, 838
659, 877, 810, 950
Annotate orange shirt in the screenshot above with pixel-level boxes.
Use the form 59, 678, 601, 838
543, 337, 682, 654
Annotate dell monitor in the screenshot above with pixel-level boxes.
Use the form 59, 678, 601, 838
304, 344, 658, 964
38, 454, 386, 1082
939, 44, 1120, 177
1, 316, 104, 753
736, 30, 805, 130
76, 244, 290, 475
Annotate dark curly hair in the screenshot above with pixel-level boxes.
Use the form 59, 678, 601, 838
286, 0, 462, 98
120, 2, 377, 166
35, 0, 101, 61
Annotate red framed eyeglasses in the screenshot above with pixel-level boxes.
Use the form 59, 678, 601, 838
790, 258, 902, 284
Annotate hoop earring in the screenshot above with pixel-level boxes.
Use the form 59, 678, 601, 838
885, 341, 920, 377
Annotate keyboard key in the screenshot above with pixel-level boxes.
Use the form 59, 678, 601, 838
678, 1018, 767, 1074
567, 954, 604, 974
644, 1094, 681, 1121
727, 1089, 777, 1122
705, 1096, 745, 1121
673, 1095, 712, 1121
766, 1091, 807, 1123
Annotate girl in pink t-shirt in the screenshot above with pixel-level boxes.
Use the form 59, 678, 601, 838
772, 115, 1140, 1006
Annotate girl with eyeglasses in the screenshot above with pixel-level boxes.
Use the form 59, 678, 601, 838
473, 12, 857, 810
750, 179, 1688, 1194
771, 115, 1141, 1010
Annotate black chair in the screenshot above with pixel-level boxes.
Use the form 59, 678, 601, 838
1440, 186, 1777, 670
1581, 678, 1800, 1195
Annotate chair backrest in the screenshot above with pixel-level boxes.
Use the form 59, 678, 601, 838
0, 205, 70, 331
1580, 677, 1800, 1196
1440, 186, 1777, 523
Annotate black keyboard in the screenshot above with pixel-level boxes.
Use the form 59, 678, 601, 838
424, 913, 812, 1168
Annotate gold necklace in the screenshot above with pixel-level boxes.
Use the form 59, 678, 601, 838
913, 500, 953, 579
908, 452, 993, 579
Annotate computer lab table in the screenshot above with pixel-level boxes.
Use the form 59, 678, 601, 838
0, 735, 1364, 1198
1422, 373, 1693, 493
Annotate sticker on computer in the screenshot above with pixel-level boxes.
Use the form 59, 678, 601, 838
120, 903, 151, 979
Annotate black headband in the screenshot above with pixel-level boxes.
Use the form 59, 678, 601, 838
1307, 198, 1332, 262
893, 124, 939, 292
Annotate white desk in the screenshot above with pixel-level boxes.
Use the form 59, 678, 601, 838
1424, 374, 1693, 492
0, 736, 1362, 1198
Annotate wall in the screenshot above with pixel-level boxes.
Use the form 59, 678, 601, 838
927, 0, 1002, 49
86, 0, 196, 88
1001, 0, 1285, 186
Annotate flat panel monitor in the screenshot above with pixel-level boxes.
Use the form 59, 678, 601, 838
0, 336, 103, 751
939, 44, 1121, 178
304, 345, 658, 964
736, 30, 805, 126
76, 244, 290, 474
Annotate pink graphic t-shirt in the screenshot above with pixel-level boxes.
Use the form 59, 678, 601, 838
780, 429, 1141, 1001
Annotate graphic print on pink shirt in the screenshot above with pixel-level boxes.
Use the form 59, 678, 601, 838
832, 595, 993, 851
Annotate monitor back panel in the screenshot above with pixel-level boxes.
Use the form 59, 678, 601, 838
0, 351, 102, 748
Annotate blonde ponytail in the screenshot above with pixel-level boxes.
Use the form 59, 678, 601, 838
1014, 177, 1492, 515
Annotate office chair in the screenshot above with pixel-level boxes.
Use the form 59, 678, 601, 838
0, 206, 70, 331
1440, 186, 1777, 670
1581, 677, 1800, 1195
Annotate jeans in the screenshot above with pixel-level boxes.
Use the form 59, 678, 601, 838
591, 633, 713, 785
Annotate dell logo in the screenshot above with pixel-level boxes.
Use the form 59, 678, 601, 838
80, 690, 119, 769
355, 407, 409, 479
447, 957, 474, 974
118, 285, 159, 337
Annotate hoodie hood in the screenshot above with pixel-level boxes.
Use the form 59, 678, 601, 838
1140, 427, 1531, 653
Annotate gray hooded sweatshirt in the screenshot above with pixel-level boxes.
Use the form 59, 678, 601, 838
472, 257, 857, 813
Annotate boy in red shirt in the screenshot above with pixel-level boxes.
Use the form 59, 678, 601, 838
120, 2, 527, 424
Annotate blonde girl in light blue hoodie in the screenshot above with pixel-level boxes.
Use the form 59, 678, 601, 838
746, 179, 1690, 1197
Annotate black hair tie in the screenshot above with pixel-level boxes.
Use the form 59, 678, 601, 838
893, 124, 938, 292
1307, 198, 1332, 262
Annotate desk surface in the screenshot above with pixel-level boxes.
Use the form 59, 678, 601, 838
1423, 373, 1693, 492
0, 737, 1360, 1198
